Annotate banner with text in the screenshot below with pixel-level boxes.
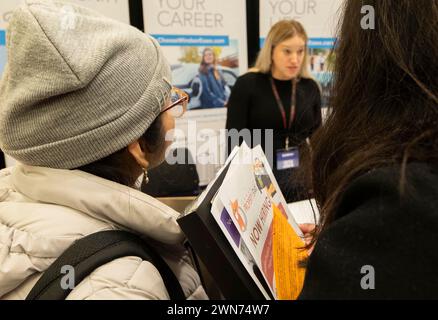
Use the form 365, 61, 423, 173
143, 0, 248, 185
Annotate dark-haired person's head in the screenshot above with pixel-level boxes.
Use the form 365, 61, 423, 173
308, 0, 438, 236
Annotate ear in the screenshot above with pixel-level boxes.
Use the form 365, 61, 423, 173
127, 141, 150, 169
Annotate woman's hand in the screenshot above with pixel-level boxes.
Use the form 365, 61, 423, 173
299, 224, 316, 256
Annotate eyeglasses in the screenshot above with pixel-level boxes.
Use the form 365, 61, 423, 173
160, 87, 189, 118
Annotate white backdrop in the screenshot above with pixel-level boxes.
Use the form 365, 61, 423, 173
143, 0, 248, 185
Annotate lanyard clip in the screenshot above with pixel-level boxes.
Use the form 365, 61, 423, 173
285, 137, 290, 150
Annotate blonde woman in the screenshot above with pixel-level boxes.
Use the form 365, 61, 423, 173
226, 20, 322, 203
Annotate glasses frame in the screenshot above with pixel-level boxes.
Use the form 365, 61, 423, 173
160, 87, 189, 117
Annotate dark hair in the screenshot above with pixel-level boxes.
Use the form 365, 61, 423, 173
76, 116, 165, 187
307, 0, 438, 243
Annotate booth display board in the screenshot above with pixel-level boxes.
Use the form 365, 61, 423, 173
0, 0, 131, 168
260, 0, 343, 108
143, 0, 249, 185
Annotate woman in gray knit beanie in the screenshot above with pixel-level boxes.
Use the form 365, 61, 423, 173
0, 0, 208, 300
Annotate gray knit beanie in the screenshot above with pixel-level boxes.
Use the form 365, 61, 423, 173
0, 0, 172, 169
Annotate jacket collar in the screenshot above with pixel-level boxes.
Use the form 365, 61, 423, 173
11, 164, 185, 245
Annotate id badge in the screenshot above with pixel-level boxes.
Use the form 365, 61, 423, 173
276, 147, 300, 170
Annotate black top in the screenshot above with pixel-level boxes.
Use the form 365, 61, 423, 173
225, 72, 322, 202
0, 150, 5, 169
299, 163, 438, 299
226, 72, 322, 160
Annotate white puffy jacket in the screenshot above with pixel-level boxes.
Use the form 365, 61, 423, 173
0, 164, 208, 300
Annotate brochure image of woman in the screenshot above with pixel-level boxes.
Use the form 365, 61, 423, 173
253, 158, 277, 198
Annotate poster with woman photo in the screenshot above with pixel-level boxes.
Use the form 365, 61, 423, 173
142, 0, 248, 187
165, 42, 239, 110
143, 0, 248, 110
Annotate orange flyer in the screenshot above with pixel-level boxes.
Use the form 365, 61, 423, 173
272, 204, 307, 300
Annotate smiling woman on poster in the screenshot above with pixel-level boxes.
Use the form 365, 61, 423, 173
226, 20, 322, 203
196, 47, 230, 108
